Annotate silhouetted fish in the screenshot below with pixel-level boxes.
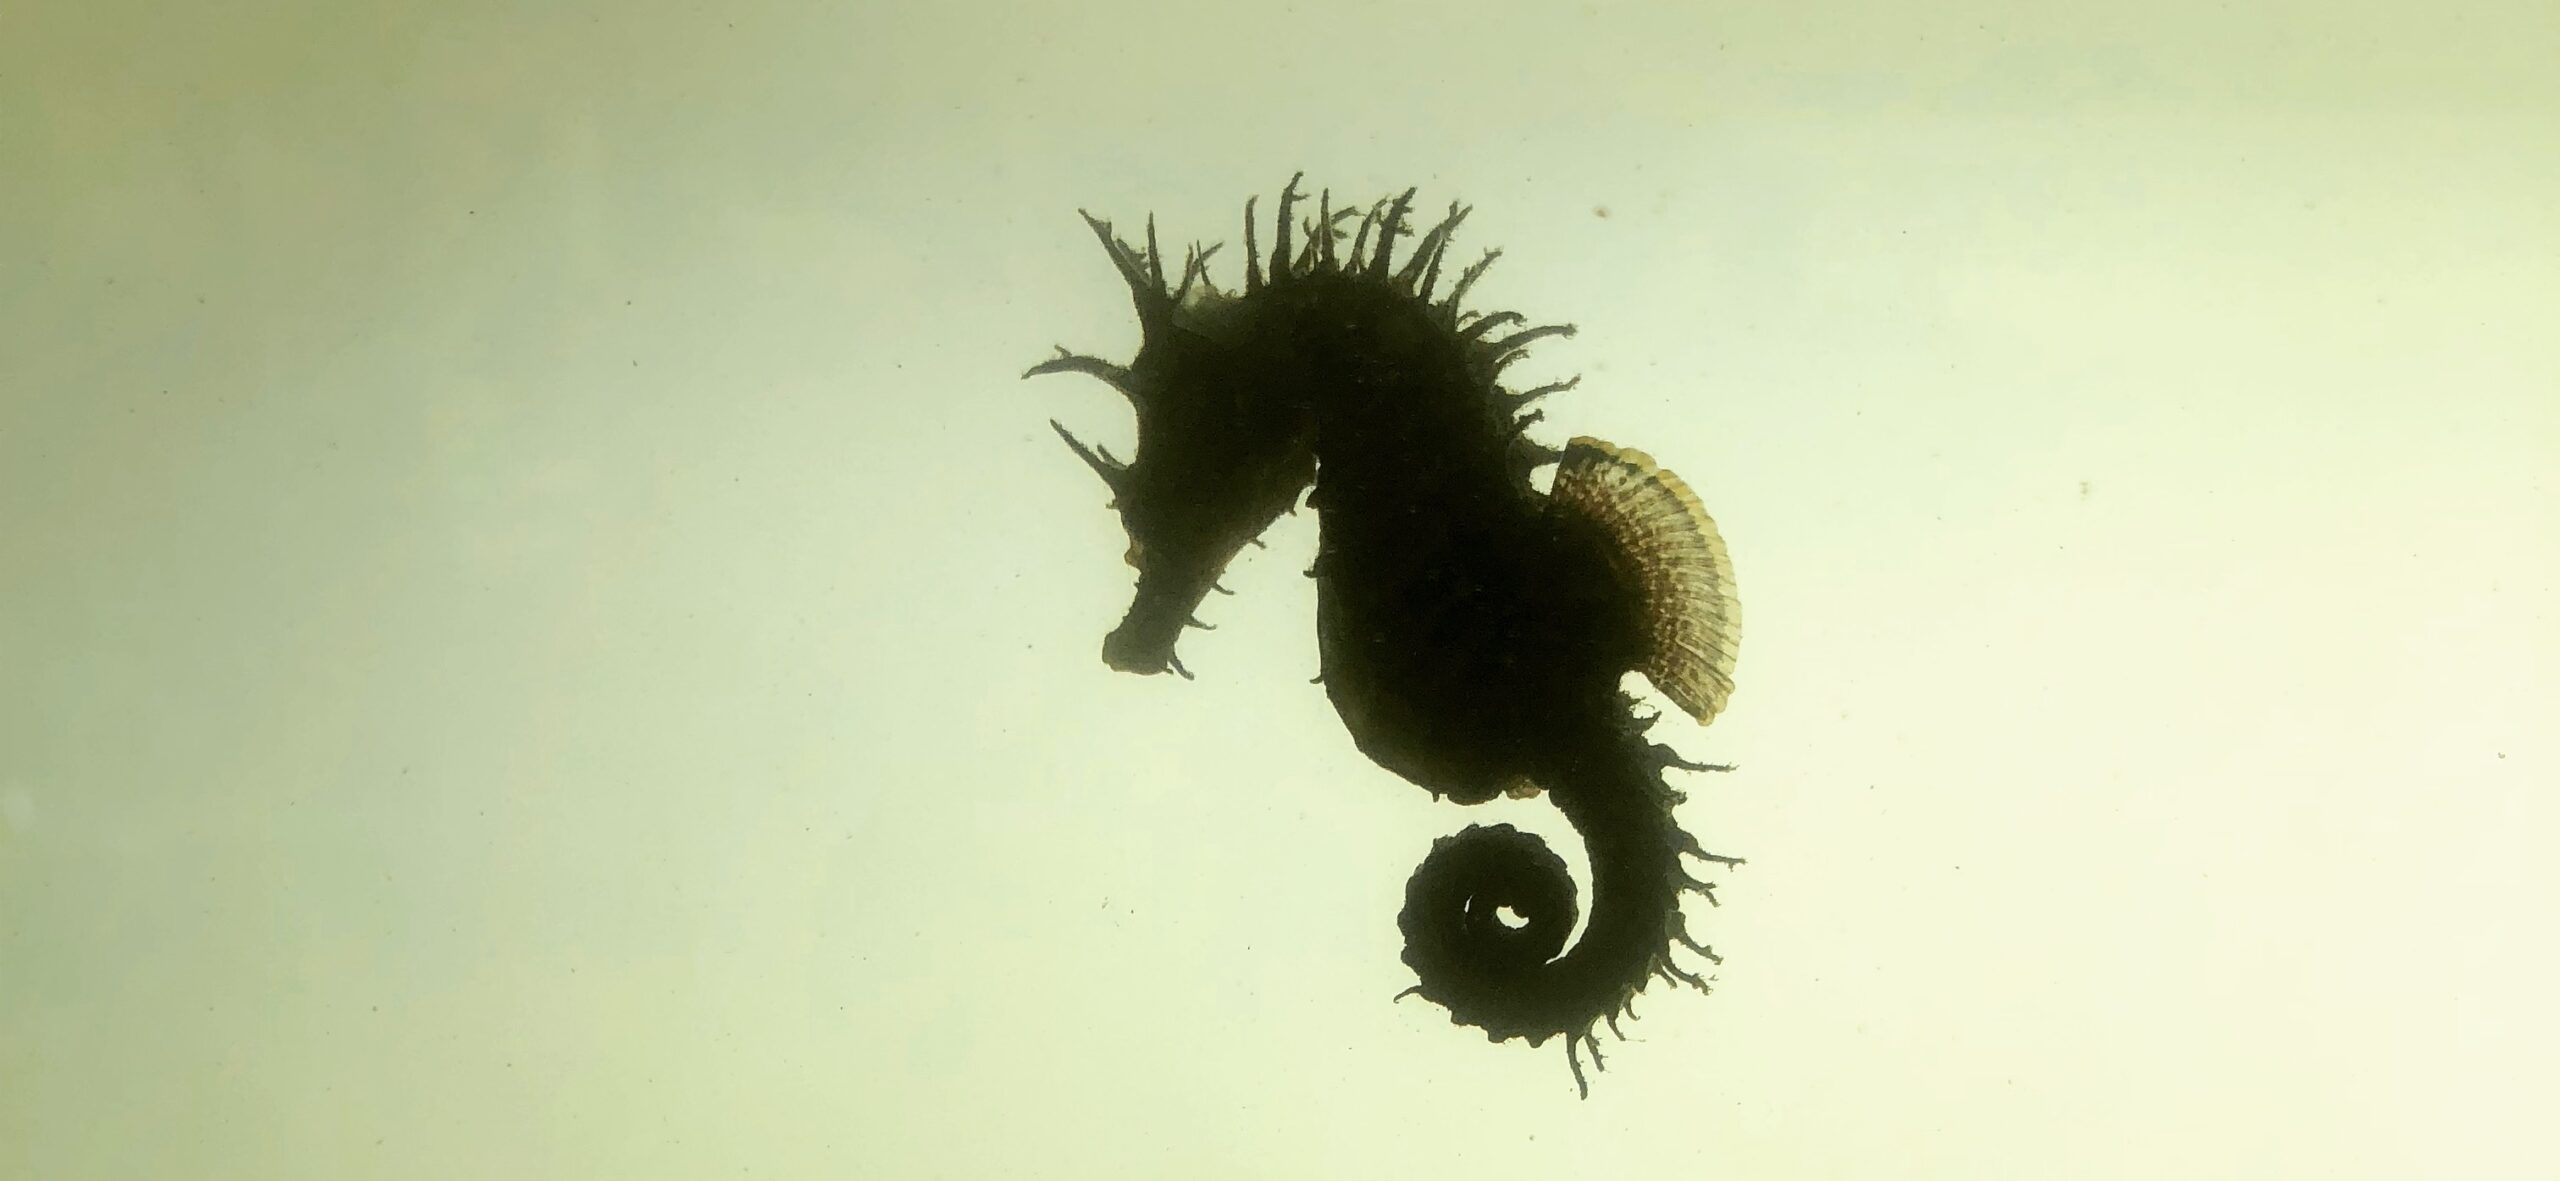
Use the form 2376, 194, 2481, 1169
1028, 178, 1744, 1096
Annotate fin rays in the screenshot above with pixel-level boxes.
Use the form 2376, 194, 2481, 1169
1549, 438, 1744, 725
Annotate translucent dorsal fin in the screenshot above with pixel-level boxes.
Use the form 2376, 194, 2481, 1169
1549, 436, 1741, 724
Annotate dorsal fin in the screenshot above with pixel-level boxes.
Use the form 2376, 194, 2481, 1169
1549, 436, 1741, 724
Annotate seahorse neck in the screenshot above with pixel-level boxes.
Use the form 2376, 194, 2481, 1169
1275, 307, 1530, 536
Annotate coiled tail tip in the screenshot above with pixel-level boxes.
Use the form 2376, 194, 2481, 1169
1394, 750, 1739, 1097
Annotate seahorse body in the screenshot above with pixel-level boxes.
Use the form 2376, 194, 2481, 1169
1028, 178, 1742, 1095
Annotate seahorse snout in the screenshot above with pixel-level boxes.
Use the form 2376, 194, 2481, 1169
1101, 622, 1172, 676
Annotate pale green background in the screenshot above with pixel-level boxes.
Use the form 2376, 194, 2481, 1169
4, 0, 2553, 1177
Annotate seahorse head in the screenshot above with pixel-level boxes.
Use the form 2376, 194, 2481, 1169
1027, 211, 1315, 678
1027, 178, 1560, 677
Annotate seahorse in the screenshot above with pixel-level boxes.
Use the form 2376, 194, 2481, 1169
1026, 176, 1744, 1096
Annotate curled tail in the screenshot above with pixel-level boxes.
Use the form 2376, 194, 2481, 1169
1396, 728, 1739, 1096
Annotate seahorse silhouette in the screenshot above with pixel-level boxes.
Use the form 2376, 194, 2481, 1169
1026, 177, 1743, 1095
